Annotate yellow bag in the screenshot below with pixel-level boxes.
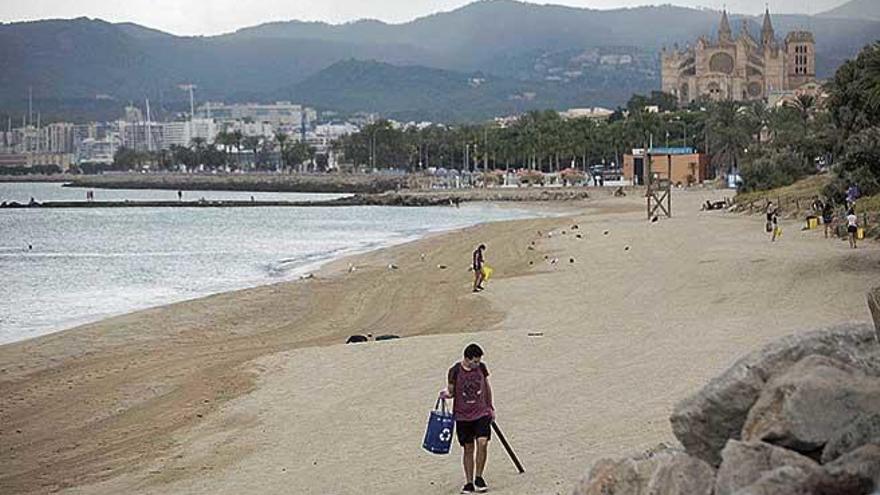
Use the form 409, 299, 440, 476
857, 227, 865, 240
481, 265, 494, 281
774, 226, 783, 237
807, 217, 818, 230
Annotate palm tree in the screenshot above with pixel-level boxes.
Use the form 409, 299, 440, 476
243, 135, 262, 169
231, 130, 244, 169
706, 102, 752, 177
274, 131, 289, 171
190, 137, 207, 168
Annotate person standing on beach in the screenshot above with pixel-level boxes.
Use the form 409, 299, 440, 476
822, 201, 835, 239
178, 190, 183, 201
847, 209, 859, 249
472, 244, 486, 293
765, 202, 776, 233
441, 343, 495, 494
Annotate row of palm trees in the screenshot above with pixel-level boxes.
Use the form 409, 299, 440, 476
335, 97, 825, 178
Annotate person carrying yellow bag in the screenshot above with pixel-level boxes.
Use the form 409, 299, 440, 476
472, 244, 487, 293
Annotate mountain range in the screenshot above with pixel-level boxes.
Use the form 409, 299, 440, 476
1, 0, 879, 122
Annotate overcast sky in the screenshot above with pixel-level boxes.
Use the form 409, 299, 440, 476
0, 0, 850, 36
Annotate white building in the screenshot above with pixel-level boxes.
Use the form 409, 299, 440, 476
199, 102, 317, 129
161, 119, 218, 148
77, 135, 119, 164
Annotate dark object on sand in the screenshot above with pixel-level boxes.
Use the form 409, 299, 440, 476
569, 258, 575, 263
702, 200, 727, 211
527, 332, 544, 337
529, 261, 534, 265
613, 187, 626, 197
603, 230, 609, 236
575, 234, 583, 239
572, 225, 579, 230
651, 216, 659, 223
491, 421, 525, 474
375, 334, 400, 341
624, 246, 631, 251
346, 335, 368, 344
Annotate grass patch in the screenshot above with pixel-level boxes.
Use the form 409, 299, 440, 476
735, 174, 831, 205
734, 174, 832, 216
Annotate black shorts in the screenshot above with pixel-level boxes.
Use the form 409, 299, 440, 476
456, 415, 492, 446
848, 225, 858, 233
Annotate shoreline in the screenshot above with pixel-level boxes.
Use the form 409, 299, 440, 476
0, 201, 580, 494
0, 201, 560, 347
2, 191, 879, 494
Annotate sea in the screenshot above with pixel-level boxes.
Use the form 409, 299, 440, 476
0, 182, 542, 344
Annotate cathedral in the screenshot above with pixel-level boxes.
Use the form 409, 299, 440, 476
661, 9, 815, 105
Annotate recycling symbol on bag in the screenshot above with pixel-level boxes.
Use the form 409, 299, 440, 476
439, 427, 452, 442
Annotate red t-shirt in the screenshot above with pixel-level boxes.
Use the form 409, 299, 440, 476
448, 362, 493, 421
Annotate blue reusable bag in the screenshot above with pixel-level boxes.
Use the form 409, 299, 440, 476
422, 397, 454, 455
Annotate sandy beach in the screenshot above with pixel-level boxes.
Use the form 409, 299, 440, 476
2, 190, 879, 495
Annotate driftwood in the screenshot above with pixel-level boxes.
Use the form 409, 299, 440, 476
868, 286, 880, 341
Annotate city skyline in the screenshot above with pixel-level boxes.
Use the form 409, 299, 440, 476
0, 0, 853, 36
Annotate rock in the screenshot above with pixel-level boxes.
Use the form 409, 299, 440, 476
345, 335, 368, 344
867, 286, 880, 340
714, 440, 820, 495
822, 444, 880, 490
822, 413, 880, 463
573, 444, 714, 495
646, 450, 716, 495
731, 466, 832, 495
670, 323, 880, 466
742, 355, 880, 457
375, 334, 400, 341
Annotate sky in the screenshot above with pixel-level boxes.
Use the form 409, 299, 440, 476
0, 0, 851, 36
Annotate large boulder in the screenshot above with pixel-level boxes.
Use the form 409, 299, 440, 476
741, 355, 880, 457
670, 324, 880, 466
714, 440, 820, 495
731, 465, 828, 495
822, 413, 880, 463
733, 445, 880, 495
572, 444, 715, 495
822, 444, 880, 490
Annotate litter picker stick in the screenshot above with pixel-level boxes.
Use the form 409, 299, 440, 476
491, 421, 525, 473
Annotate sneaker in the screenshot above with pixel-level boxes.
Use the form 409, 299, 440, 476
461, 483, 476, 494
474, 476, 488, 492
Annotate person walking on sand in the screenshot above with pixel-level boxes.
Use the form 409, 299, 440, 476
847, 208, 859, 249
472, 244, 486, 293
765, 202, 776, 233
769, 206, 782, 242
440, 344, 495, 494
822, 201, 835, 239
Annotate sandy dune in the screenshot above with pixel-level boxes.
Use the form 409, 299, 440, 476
2, 190, 879, 495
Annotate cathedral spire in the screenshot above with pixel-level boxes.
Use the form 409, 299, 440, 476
719, 9, 733, 43
761, 6, 775, 45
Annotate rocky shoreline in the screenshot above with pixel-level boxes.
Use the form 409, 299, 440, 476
574, 296, 880, 495
1, 187, 592, 208
59, 173, 417, 194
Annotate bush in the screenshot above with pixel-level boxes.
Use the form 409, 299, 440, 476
739, 148, 814, 192
516, 169, 545, 186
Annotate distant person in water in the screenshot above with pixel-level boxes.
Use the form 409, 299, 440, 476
472, 244, 486, 293
178, 190, 183, 201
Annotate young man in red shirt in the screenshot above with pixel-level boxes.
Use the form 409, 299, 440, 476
442, 343, 495, 493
